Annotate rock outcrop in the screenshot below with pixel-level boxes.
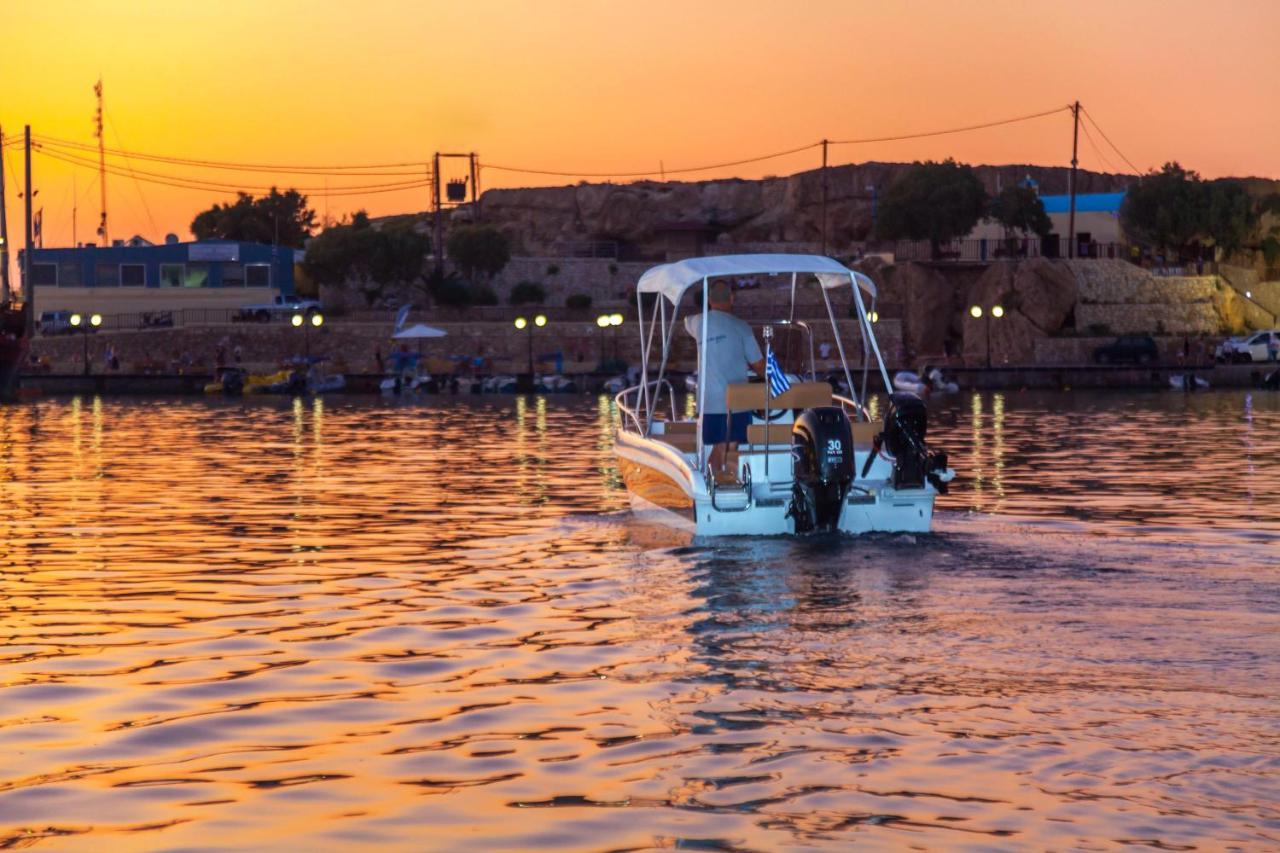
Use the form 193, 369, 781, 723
464, 162, 1132, 258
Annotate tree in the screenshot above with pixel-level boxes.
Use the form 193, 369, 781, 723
989, 185, 1052, 240
1120, 163, 1207, 253
1203, 179, 1254, 256
190, 188, 316, 248
303, 212, 431, 307
447, 226, 511, 282
1121, 163, 1260, 258
874, 160, 987, 256
509, 281, 547, 305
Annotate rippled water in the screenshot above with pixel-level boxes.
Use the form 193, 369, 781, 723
0, 391, 1277, 851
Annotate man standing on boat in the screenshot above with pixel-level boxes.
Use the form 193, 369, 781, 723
684, 279, 765, 478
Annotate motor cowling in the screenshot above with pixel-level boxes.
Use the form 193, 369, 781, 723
869, 392, 949, 493
788, 406, 855, 533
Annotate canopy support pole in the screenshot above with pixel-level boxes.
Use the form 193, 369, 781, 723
696, 277, 709, 473
820, 283, 861, 418
645, 295, 679, 436
851, 274, 892, 392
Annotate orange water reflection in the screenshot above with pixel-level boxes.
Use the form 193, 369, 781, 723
0, 392, 1276, 850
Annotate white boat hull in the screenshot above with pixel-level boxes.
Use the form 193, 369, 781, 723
615, 429, 937, 537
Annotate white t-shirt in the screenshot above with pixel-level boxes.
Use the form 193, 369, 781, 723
684, 310, 763, 414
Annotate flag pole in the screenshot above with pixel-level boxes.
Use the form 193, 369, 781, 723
763, 324, 773, 480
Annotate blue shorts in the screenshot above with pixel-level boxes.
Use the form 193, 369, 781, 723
701, 411, 751, 444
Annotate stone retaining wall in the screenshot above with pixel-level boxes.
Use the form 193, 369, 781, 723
29, 317, 904, 376
1033, 335, 1219, 365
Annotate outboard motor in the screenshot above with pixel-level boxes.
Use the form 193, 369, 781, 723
861, 392, 950, 493
788, 406, 855, 533
221, 367, 246, 397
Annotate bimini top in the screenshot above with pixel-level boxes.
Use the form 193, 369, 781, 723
635, 253, 876, 305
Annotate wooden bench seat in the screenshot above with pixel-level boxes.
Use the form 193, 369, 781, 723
724, 381, 833, 412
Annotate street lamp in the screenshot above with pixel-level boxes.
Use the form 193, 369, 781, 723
969, 303, 1004, 367
293, 312, 323, 359
514, 314, 547, 382
69, 312, 102, 376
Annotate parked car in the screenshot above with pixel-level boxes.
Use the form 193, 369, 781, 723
38, 310, 76, 336
1214, 329, 1279, 363
1093, 334, 1158, 365
236, 294, 321, 323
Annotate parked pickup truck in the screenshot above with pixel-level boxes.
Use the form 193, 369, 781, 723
235, 294, 321, 323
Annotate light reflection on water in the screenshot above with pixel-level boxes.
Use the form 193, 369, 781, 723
0, 390, 1277, 851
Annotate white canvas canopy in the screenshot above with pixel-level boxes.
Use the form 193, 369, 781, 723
635, 254, 876, 305
393, 323, 447, 340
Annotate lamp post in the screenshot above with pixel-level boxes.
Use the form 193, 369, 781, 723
595, 314, 610, 369
69, 311, 102, 376
293, 312, 323, 360
969, 303, 1004, 368
514, 314, 547, 390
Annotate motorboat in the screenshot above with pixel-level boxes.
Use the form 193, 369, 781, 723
614, 254, 954, 537
893, 366, 959, 395
1169, 373, 1209, 391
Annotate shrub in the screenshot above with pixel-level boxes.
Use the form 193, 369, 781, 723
545, 263, 560, 276
566, 293, 593, 310
431, 276, 472, 307
1086, 323, 1112, 337
509, 281, 547, 305
471, 282, 499, 306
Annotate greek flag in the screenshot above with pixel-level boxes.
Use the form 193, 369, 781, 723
766, 349, 791, 397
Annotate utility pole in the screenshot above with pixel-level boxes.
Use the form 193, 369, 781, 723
95, 77, 108, 245
432, 152, 442, 278
0, 126, 10, 303
820, 139, 829, 256
469, 152, 480, 223
1067, 100, 1080, 259
23, 125, 34, 336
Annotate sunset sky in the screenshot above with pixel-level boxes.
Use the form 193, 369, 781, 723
1, 0, 1277, 257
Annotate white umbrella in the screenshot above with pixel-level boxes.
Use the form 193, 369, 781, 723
393, 323, 447, 340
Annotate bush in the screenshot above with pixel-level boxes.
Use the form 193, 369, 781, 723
545, 263, 560, 276
471, 282, 499, 306
431, 276, 472, 307
1086, 323, 1112, 337
566, 293, 593, 310
509, 281, 547, 305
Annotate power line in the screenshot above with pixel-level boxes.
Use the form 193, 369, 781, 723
829, 105, 1071, 145
36, 145, 433, 195
1080, 107, 1141, 174
482, 142, 821, 179
107, 110, 160, 239
31, 131, 429, 175
1077, 119, 1119, 174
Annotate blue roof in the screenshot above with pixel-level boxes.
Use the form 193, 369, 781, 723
1040, 192, 1125, 214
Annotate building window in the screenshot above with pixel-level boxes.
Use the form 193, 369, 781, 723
245, 264, 271, 287
160, 264, 184, 287
31, 263, 57, 286
95, 263, 119, 287
184, 265, 209, 288
60, 263, 82, 287
222, 263, 245, 287
120, 263, 146, 286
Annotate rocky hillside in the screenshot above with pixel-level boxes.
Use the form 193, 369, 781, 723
460, 162, 1133, 258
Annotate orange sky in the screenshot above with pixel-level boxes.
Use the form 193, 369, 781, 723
2, 0, 1277, 260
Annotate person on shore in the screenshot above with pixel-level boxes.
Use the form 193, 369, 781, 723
684, 279, 765, 478
233, 345, 243, 364
1269, 332, 1279, 363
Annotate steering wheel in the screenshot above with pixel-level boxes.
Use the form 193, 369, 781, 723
752, 406, 790, 422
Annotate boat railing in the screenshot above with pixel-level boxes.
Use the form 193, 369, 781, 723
833, 393, 872, 423
615, 378, 677, 435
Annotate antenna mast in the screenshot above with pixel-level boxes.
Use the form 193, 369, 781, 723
94, 77, 108, 244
